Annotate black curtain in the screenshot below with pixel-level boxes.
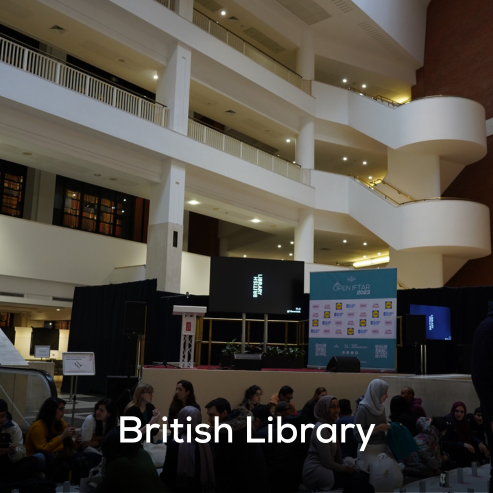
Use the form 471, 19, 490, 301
30, 328, 59, 355
1, 327, 15, 345
62, 279, 157, 395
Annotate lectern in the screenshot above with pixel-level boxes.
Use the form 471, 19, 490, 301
173, 305, 207, 368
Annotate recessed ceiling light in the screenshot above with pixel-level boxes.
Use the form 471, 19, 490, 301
369, 176, 372, 179
251, 219, 261, 223
122, 210, 125, 213
123, 199, 126, 202
343, 157, 347, 161
363, 161, 367, 165
94, 173, 101, 177
342, 79, 347, 83
57, 309, 60, 311
363, 255, 367, 258
363, 242, 367, 246
293, 161, 296, 164
243, 255, 247, 257
289, 253, 293, 256
221, 10, 226, 15
153, 75, 158, 80
359, 93, 363, 96
378, 252, 381, 255
286, 139, 291, 143
188, 200, 199, 205
362, 84, 366, 88
290, 241, 294, 245
278, 245, 281, 248
343, 240, 347, 243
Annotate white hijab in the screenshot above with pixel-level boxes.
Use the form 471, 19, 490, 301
359, 379, 388, 416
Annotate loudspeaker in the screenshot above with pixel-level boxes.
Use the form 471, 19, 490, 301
106, 376, 139, 416
405, 314, 426, 345
325, 356, 360, 373
124, 301, 147, 335
233, 353, 263, 371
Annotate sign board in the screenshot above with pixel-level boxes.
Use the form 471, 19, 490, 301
34, 345, 51, 358
181, 315, 196, 336
62, 352, 96, 376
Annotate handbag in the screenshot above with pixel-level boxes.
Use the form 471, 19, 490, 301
369, 453, 394, 492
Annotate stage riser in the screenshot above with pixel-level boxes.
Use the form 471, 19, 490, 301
141, 369, 478, 422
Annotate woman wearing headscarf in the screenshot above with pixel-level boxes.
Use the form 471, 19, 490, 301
353, 379, 403, 489
161, 406, 214, 493
302, 395, 374, 492
443, 401, 489, 467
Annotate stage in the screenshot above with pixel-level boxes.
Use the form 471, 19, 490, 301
141, 367, 477, 422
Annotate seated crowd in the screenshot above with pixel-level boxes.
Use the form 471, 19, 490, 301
0, 380, 490, 493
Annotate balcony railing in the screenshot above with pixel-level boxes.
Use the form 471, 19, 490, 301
191, 9, 303, 91
188, 118, 310, 185
0, 35, 167, 127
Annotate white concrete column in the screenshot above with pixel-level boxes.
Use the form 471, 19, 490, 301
182, 210, 189, 252
387, 247, 443, 288
174, 0, 193, 21
386, 149, 441, 199
296, 31, 314, 80
146, 159, 186, 292
294, 208, 314, 263
156, 42, 191, 135
296, 116, 315, 169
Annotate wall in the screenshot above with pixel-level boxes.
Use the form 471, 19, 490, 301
413, 0, 493, 285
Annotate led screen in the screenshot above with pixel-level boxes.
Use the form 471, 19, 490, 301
410, 304, 452, 341
209, 257, 304, 315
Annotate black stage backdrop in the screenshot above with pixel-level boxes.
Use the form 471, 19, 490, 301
397, 285, 493, 374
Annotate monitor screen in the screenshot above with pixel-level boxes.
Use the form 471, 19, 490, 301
409, 304, 451, 341
209, 257, 304, 315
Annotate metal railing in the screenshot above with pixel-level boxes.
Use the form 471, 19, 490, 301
348, 86, 403, 108
372, 178, 417, 202
0, 35, 167, 127
188, 118, 310, 185
192, 9, 303, 91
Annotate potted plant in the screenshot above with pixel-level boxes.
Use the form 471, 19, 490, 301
262, 344, 306, 369
220, 339, 241, 368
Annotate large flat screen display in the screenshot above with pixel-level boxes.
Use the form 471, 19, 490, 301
209, 257, 304, 315
410, 304, 452, 341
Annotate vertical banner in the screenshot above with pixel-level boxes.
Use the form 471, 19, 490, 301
308, 268, 397, 370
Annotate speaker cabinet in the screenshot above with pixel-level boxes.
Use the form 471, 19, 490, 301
233, 353, 263, 371
405, 314, 426, 345
106, 375, 139, 416
326, 356, 360, 373
124, 301, 147, 335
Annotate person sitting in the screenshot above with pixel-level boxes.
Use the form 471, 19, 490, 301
402, 416, 449, 477
239, 385, 262, 410
0, 399, 41, 483
251, 405, 272, 437
24, 397, 77, 480
269, 385, 296, 414
302, 395, 374, 493
80, 398, 119, 467
354, 379, 404, 489
274, 401, 296, 419
336, 398, 358, 459
124, 383, 161, 443
301, 387, 327, 423
389, 395, 418, 436
96, 427, 164, 492
467, 407, 486, 442
168, 380, 201, 423
205, 398, 231, 430
161, 407, 214, 493
443, 401, 489, 467
213, 406, 270, 493
400, 387, 426, 420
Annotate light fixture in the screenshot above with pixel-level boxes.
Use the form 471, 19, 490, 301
278, 245, 281, 248
378, 252, 381, 255
293, 161, 296, 164
243, 255, 247, 257
49, 323, 52, 326
363, 242, 367, 246
342, 79, 347, 83
94, 173, 101, 177
363, 255, 367, 258
153, 75, 158, 80
290, 241, 294, 245
112, 207, 115, 210
362, 84, 366, 88
353, 255, 390, 268
359, 93, 363, 96
251, 219, 261, 223
123, 199, 126, 202
221, 10, 226, 15
286, 139, 291, 143
343, 240, 347, 243
57, 309, 60, 312
369, 176, 372, 180
343, 157, 347, 161
188, 200, 199, 205
363, 161, 367, 165
73, 193, 76, 197
122, 210, 125, 213
289, 253, 293, 256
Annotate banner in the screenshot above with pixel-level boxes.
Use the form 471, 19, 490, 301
308, 268, 397, 370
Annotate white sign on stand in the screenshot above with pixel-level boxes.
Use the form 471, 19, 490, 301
62, 352, 96, 376
34, 345, 51, 359
173, 305, 206, 368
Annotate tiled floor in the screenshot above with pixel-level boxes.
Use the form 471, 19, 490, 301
58, 392, 99, 429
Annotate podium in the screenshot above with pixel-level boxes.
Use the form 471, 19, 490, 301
173, 305, 207, 368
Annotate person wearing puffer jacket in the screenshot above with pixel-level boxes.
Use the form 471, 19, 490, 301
402, 417, 449, 475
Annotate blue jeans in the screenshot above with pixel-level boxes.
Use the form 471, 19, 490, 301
33, 452, 47, 471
